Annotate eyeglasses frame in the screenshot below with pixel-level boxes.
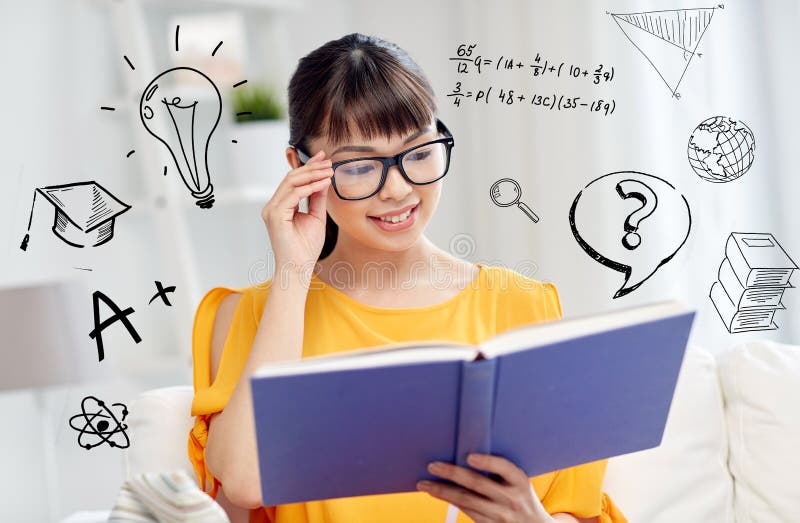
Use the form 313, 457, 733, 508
290, 118, 455, 201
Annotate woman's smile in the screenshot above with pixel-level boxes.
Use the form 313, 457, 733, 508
367, 202, 419, 231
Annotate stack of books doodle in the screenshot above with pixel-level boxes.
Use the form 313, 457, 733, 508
710, 232, 797, 333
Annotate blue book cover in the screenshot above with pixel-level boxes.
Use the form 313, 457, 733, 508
250, 301, 695, 506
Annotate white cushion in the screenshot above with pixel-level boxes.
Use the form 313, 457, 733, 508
716, 340, 800, 523
125, 386, 195, 478
58, 511, 112, 523
602, 344, 734, 522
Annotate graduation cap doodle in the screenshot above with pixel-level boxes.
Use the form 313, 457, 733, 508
20, 181, 131, 250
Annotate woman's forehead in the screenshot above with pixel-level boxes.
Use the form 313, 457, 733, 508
315, 121, 436, 153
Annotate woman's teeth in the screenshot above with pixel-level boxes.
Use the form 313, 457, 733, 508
378, 207, 413, 223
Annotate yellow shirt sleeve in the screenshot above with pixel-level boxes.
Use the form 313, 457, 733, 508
187, 285, 277, 523
541, 459, 628, 521
513, 281, 627, 522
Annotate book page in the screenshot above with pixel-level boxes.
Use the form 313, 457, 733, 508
253, 340, 479, 378
479, 301, 690, 359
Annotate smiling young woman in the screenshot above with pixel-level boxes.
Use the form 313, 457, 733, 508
187, 33, 628, 523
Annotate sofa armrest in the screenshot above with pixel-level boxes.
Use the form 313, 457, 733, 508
717, 339, 800, 522
124, 385, 195, 479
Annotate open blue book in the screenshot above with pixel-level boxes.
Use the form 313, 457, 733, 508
251, 301, 695, 506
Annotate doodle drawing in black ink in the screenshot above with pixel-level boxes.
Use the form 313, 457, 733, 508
490, 178, 540, 223
140, 67, 221, 209
569, 171, 691, 298
609, 6, 721, 99
19, 181, 131, 251
69, 395, 130, 450
688, 116, 755, 182
104, 25, 248, 209
616, 179, 657, 250
89, 290, 142, 362
149, 281, 176, 306
710, 232, 797, 333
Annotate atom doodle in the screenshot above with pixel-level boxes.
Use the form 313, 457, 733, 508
68, 395, 130, 450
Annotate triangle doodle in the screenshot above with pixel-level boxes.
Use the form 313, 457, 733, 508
610, 7, 720, 99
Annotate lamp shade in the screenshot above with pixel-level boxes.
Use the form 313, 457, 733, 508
0, 279, 94, 391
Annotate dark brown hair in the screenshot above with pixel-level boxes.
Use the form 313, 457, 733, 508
287, 33, 438, 260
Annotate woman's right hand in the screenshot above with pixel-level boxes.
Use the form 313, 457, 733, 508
261, 149, 334, 277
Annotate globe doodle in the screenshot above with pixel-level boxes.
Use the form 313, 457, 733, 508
687, 116, 756, 183
68, 395, 130, 450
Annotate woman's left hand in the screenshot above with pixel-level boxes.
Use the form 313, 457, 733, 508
417, 453, 555, 523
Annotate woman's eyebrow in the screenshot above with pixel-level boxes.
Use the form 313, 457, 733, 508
330, 125, 435, 155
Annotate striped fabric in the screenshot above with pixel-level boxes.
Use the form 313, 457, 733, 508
110, 470, 229, 523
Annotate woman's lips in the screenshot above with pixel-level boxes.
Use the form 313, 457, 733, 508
368, 203, 419, 232
369, 203, 419, 219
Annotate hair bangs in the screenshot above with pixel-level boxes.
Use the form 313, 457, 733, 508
321, 53, 436, 149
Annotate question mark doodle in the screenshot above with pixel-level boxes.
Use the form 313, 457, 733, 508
569, 171, 691, 299
615, 180, 658, 250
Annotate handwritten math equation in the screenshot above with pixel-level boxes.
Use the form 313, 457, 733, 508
447, 44, 617, 116
447, 83, 616, 116
450, 44, 615, 83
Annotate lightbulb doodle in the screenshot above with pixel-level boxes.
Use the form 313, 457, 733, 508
609, 5, 723, 99
68, 395, 130, 450
101, 25, 250, 209
490, 178, 540, 223
569, 171, 692, 298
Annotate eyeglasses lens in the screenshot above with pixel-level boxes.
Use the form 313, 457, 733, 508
333, 142, 449, 199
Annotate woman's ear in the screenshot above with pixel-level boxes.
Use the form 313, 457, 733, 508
285, 146, 303, 170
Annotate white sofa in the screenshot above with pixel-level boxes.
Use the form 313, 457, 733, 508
124, 340, 800, 523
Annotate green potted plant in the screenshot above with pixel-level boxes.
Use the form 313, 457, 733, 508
228, 82, 289, 188
232, 83, 286, 122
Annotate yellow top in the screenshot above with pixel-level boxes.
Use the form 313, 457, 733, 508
189, 263, 628, 523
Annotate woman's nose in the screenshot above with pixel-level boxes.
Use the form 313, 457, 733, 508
379, 165, 413, 199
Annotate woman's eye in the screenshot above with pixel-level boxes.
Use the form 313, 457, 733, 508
340, 164, 376, 176
407, 149, 432, 162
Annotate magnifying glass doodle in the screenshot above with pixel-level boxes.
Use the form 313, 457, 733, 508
489, 178, 540, 223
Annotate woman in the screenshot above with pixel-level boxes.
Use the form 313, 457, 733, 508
189, 33, 628, 523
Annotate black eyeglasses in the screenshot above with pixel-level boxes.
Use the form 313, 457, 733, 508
290, 118, 455, 200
